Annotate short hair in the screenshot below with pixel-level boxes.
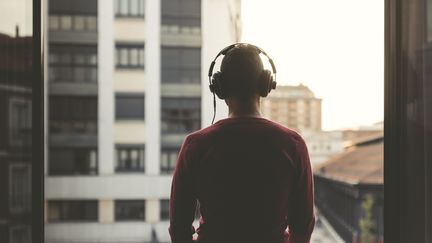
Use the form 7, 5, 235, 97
220, 44, 264, 100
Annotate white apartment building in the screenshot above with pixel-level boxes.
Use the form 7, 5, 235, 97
44, 0, 241, 242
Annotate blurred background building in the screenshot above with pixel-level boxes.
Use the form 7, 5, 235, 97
261, 84, 322, 133
0, 29, 33, 243
44, 0, 241, 242
314, 133, 384, 243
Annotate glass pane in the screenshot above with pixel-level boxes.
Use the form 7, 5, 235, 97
130, 48, 139, 66
75, 54, 86, 64
120, 48, 128, 66
49, 15, 59, 30
138, 0, 145, 16
130, 0, 138, 16
0, 0, 33, 242
86, 16, 97, 30
60, 15, 72, 30
74, 16, 85, 31
120, 0, 128, 15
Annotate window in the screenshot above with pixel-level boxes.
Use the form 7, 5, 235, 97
160, 199, 199, 221
161, 47, 201, 84
385, 0, 432, 241
115, 200, 145, 221
115, 94, 145, 120
161, 147, 179, 174
48, 14, 97, 32
115, 145, 145, 172
9, 164, 31, 214
161, 98, 201, 133
49, 0, 98, 15
10, 226, 31, 243
47, 200, 98, 222
161, 0, 201, 28
49, 96, 97, 134
160, 199, 170, 220
115, 0, 145, 18
49, 148, 98, 175
49, 44, 98, 83
8, 97, 32, 147
115, 43, 145, 69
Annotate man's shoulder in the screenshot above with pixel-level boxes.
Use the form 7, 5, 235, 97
185, 118, 304, 144
256, 118, 305, 145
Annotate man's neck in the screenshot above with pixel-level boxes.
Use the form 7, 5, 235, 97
227, 97, 262, 118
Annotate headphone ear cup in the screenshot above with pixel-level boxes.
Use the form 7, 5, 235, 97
269, 80, 277, 93
258, 70, 272, 97
211, 72, 227, 99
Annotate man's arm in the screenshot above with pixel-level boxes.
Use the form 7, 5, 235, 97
287, 139, 315, 243
169, 136, 197, 243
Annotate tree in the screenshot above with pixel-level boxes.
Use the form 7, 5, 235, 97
359, 194, 375, 243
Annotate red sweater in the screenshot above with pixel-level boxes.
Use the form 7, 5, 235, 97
169, 117, 315, 243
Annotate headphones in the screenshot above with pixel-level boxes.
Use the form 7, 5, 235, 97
207, 43, 277, 124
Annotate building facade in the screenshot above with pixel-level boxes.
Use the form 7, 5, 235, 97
261, 84, 322, 133
0, 31, 33, 243
44, 0, 241, 242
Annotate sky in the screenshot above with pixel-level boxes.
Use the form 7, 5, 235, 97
241, 0, 384, 130
0, 0, 383, 131
0, 0, 32, 36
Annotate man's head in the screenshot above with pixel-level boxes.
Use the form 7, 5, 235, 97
219, 44, 264, 101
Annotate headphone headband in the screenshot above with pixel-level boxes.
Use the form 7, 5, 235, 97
207, 43, 277, 81
207, 43, 277, 125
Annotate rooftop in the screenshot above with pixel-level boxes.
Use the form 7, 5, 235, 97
313, 134, 383, 185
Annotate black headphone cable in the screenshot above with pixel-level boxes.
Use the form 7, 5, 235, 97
209, 76, 216, 124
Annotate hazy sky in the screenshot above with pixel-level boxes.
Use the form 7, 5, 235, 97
241, 0, 384, 130
0, 0, 32, 36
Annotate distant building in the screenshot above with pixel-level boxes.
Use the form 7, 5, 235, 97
261, 84, 322, 133
302, 130, 344, 166
313, 133, 384, 243
0, 32, 33, 243
341, 122, 383, 144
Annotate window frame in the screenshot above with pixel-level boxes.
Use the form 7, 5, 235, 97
48, 44, 98, 84
9, 225, 32, 243
384, 0, 432, 241
161, 97, 201, 134
33, 0, 44, 241
8, 97, 32, 147
161, 46, 201, 84
49, 147, 98, 176
9, 163, 32, 214
160, 199, 170, 220
48, 14, 98, 32
161, 0, 201, 28
114, 200, 145, 221
49, 95, 98, 134
115, 144, 145, 173
115, 93, 145, 120
114, 0, 145, 18
115, 43, 145, 70
160, 146, 179, 174
47, 200, 99, 222
27, 0, 432, 241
